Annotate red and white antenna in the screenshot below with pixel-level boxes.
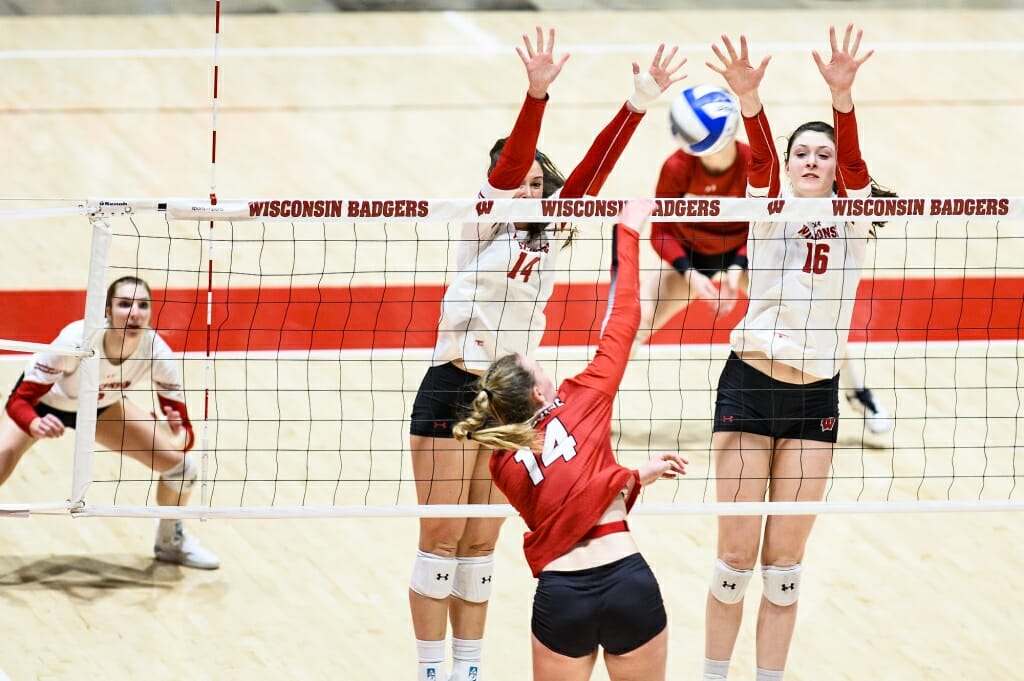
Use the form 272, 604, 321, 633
200, 0, 223, 508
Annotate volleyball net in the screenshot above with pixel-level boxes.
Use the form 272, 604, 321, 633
0, 196, 1022, 518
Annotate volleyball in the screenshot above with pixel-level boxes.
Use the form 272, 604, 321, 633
669, 84, 740, 156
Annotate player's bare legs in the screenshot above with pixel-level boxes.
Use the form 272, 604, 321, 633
96, 399, 219, 569
637, 265, 701, 346
97, 400, 188, 503
449, 447, 506, 640
637, 265, 749, 348
705, 431, 772, 674
410, 434, 477, 638
754, 438, 832, 672
603, 627, 669, 681
0, 412, 40, 485
531, 635, 599, 681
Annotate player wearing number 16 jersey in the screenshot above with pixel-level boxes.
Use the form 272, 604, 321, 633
700, 27, 898, 681
406, 26, 686, 681
453, 200, 688, 681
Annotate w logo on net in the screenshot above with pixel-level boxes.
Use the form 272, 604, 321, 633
768, 199, 786, 215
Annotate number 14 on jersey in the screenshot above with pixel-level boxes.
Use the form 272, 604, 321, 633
513, 417, 578, 485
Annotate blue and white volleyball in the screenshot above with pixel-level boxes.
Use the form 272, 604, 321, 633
669, 85, 740, 156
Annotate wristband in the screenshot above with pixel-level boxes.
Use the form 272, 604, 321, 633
627, 72, 661, 112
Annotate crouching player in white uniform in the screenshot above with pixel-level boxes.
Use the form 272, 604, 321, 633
0, 275, 219, 569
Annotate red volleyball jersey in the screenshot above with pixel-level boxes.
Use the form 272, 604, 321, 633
489, 222, 642, 577
650, 142, 752, 265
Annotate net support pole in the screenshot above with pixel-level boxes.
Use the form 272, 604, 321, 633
71, 218, 112, 504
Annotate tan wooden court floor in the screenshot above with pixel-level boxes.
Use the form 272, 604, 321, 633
1, 7, 1023, 680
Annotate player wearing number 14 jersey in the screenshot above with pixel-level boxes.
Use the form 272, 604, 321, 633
453, 201, 688, 681
406, 28, 687, 681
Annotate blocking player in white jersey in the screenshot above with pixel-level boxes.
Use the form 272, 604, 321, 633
637, 118, 892, 437
0, 276, 219, 569
700, 26, 896, 681
406, 26, 686, 681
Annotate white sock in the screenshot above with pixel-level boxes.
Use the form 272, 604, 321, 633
450, 637, 482, 680
156, 519, 180, 543
755, 668, 784, 681
416, 638, 446, 680
703, 657, 730, 680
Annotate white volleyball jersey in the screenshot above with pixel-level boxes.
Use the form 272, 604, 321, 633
433, 183, 573, 371
23, 320, 186, 411
731, 106, 874, 380
432, 99, 643, 372
731, 185, 872, 379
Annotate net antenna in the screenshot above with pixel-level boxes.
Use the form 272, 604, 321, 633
198, 0, 224, 509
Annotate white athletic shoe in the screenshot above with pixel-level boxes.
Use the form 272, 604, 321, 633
154, 521, 221, 570
848, 388, 893, 434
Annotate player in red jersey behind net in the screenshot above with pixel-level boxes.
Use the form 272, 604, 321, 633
453, 199, 687, 681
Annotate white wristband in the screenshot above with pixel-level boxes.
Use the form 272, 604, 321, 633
627, 72, 662, 112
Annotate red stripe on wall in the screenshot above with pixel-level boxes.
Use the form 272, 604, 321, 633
1, 277, 1022, 354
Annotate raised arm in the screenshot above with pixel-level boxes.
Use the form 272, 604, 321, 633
561, 45, 687, 198
487, 26, 569, 191
571, 200, 655, 395
460, 27, 568, 267
813, 24, 873, 195
708, 34, 778, 197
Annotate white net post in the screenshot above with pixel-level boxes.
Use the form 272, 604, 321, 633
70, 217, 112, 505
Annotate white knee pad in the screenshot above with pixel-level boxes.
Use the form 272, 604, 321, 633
710, 558, 753, 604
159, 453, 197, 494
762, 564, 803, 606
410, 551, 458, 600
451, 555, 494, 603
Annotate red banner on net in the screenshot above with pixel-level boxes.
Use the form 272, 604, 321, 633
1, 277, 1022, 354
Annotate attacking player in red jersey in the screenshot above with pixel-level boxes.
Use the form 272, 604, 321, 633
453, 200, 687, 681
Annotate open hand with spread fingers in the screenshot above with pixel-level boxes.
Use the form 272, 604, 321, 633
517, 25, 571, 100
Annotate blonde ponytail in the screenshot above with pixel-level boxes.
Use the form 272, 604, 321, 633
453, 354, 542, 451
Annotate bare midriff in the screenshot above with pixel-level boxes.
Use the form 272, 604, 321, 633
541, 495, 637, 573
